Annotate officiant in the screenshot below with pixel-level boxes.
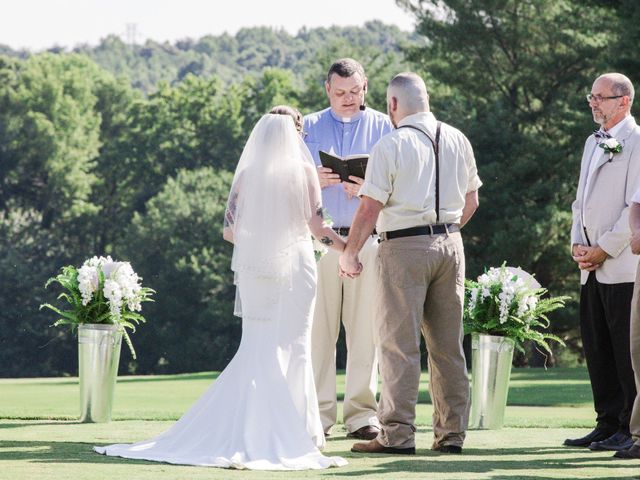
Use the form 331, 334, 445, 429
303, 58, 392, 440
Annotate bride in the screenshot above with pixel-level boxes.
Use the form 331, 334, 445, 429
94, 106, 348, 470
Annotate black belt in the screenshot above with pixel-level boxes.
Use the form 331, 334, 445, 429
332, 227, 378, 237
379, 224, 460, 241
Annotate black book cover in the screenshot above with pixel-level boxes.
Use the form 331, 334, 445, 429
319, 151, 369, 183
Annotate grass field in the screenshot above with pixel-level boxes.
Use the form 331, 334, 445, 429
1, 368, 639, 479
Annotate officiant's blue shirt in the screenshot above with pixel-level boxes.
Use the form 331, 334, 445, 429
303, 108, 393, 228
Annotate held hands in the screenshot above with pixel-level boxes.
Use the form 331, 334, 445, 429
572, 244, 607, 271
317, 166, 341, 189
338, 252, 363, 278
343, 176, 363, 200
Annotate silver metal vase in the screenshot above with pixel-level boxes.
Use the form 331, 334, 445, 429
78, 324, 122, 423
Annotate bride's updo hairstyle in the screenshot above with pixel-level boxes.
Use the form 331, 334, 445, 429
269, 105, 304, 135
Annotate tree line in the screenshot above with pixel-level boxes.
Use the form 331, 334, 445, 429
1, 0, 638, 376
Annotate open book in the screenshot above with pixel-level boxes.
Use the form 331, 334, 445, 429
319, 151, 369, 183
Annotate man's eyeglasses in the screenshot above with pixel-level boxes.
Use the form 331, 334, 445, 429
586, 94, 624, 103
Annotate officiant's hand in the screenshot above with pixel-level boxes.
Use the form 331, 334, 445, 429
317, 166, 341, 189
338, 252, 363, 278
343, 176, 363, 199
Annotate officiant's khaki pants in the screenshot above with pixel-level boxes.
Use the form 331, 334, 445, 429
376, 233, 470, 449
629, 267, 640, 445
312, 235, 379, 434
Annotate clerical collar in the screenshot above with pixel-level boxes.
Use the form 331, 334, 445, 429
330, 109, 363, 123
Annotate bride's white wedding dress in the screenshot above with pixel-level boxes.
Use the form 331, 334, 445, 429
94, 240, 346, 470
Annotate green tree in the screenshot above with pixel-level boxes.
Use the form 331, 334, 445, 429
0, 54, 134, 376
242, 68, 302, 130
118, 167, 236, 374
0, 53, 103, 227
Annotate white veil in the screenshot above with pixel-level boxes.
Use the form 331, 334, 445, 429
224, 113, 320, 317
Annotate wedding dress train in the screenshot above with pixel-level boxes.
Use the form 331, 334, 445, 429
95, 241, 346, 470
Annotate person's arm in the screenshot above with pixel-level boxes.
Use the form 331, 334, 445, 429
591, 143, 640, 260
308, 206, 345, 252
223, 227, 234, 243
630, 201, 640, 255
339, 196, 383, 277
304, 162, 345, 252
460, 190, 479, 228
223, 183, 239, 244
339, 139, 391, 277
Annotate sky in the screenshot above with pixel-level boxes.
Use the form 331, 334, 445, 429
1, 0, 417, 51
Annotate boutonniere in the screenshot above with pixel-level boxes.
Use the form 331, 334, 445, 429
598, 137, 622, 161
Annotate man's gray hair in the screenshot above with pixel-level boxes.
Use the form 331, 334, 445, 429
600, 72, 635, 105
388, 72, 430, 112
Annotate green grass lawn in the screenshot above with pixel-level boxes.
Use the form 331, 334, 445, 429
1, 368, 639, 479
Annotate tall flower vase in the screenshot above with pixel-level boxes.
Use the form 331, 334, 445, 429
78, 324, 122, 423
469, 332, 515, 429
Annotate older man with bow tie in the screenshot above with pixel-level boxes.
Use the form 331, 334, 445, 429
566, 72, 640, 452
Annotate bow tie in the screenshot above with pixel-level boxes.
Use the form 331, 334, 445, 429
593, 130, 611, 143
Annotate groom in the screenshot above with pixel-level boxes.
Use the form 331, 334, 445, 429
339, 72, 481, 454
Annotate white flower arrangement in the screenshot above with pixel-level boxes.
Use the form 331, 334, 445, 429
41, 256, 155, 358
599, 137, 622, 160
464, 264, 569, 354
77, 256, 143, 319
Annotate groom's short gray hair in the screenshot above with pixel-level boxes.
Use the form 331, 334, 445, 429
388, 72, 430, 112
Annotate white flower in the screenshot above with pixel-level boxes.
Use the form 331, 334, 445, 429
599, 137, 622, 159
103, 279, 123, 319
468, 287, 479, 312
84, 255, 113, 269
77, 256, 145, 317
77, 265, 99, 305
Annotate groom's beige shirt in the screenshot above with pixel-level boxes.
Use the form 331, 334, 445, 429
359, 112, 482, 233
571, 115, 640, 284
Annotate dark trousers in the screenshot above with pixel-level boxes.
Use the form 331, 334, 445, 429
580, 272, 636, 433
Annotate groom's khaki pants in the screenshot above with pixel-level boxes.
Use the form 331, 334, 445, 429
629, 266, 640, 446
376, 232, 470, 449
312, 234, 379, 434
